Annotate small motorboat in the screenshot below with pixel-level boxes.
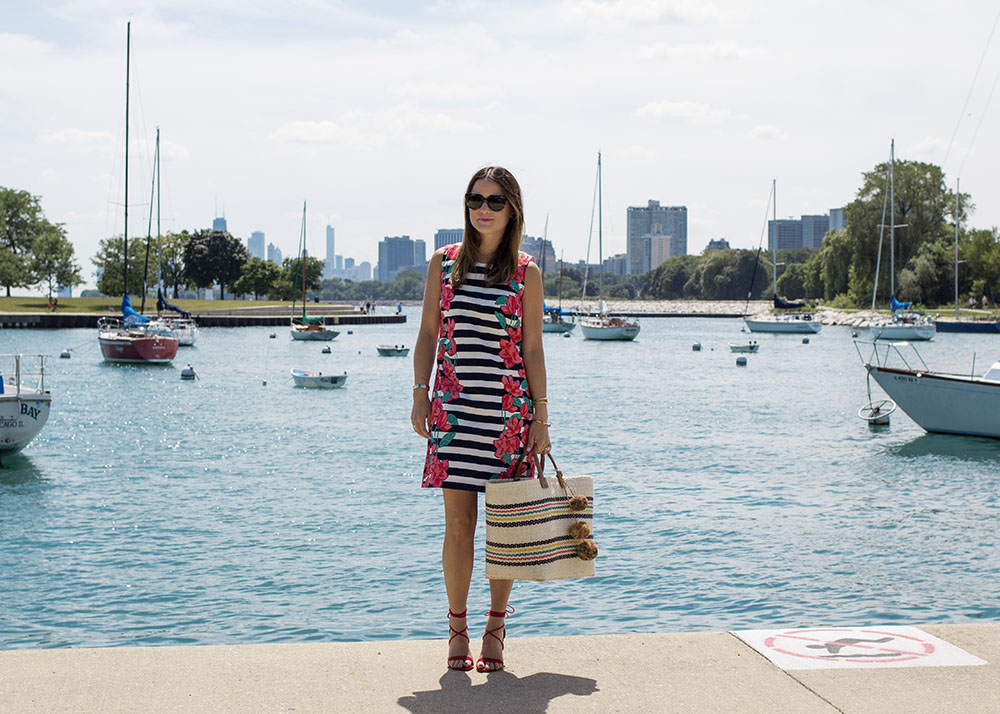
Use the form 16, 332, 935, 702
376, 345, 410, 357
0, 354, 52, 457
729, 341, 760, 354
291, 369, 347, 389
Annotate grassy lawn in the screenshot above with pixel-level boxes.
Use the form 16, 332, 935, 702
0, 297, 292, 313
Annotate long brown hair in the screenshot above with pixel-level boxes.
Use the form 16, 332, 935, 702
451, 166, 524, 288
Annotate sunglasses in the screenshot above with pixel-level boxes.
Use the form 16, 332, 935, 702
465, 193, 508, 211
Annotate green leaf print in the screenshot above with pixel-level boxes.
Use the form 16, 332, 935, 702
495, 295, 509, 306
494, 311, 507, 329
447, 413, 458, 425
440, 431, 456, 448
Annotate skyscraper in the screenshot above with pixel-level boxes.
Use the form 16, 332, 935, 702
325, 225, 336, 279
768, 219, 804, 251
212, 216, 228, 232
434, 228, 463, 249
377, 235, 416, 282
626, 200, 687, 274
801, 215, 830, 249
267, 242, 283, 266
248, 231, 265, 260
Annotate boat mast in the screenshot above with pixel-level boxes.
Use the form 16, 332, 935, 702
771, 178, 777, 297
141, 127, 159, 313
889, 138, 895, 301
954, 177, 960, 318
558, 250, 564, 310
123, 21, 130, 299
301, 201, 307, 317
540, 213, 548, 278
597, 151, 603, 314
157, 127, 162, 303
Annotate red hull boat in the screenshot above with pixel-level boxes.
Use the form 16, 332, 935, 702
98, 319, 179, 364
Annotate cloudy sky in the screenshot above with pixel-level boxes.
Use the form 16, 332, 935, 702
3, 0, 1000, 290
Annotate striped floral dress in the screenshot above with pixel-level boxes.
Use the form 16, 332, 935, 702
422, 243, 536, 492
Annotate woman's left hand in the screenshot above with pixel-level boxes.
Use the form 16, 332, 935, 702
528, 420, 551, 456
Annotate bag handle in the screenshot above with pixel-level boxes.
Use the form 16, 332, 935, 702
536, 451, 568, 491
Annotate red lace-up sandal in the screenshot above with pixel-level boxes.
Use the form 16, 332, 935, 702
447, 609, 474, 671
476, 605, 514, 672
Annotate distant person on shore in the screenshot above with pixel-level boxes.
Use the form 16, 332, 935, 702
411, 166, 550, 673
969, 296, 977, 309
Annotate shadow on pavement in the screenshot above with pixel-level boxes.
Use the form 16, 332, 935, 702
398, 670, 598, 714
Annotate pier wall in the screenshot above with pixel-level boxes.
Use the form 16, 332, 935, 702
0, 313, 406, 329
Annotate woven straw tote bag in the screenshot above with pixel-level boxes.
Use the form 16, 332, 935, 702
484, 452, 597, 582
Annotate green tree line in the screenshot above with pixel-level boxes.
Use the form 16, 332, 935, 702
1, 187, 82, 299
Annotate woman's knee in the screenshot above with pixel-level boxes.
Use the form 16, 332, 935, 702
444, 511, 476, 542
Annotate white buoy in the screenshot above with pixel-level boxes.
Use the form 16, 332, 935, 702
180, 364, 197, 380
59, 349, 71, 359
736, 356, 748, 366
321, 346, 331, 354
692, 342, 701, 351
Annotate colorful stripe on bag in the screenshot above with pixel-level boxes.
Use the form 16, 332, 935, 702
485, 497, 593, 525
485, 537, 582, 566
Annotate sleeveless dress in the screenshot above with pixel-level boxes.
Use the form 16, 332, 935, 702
422, 244, 536, 492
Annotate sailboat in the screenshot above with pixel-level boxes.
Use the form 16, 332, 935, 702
744, 180, 821, 335
539, 217, 575, 334
97, 22, 179, 364
579, 153, 640, 341
144, 128, 198, 346
869, 140, 935, 341
290, 201, 338, 341
0, 354, 52, 458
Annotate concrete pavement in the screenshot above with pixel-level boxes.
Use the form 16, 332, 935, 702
1, 623, 996, 713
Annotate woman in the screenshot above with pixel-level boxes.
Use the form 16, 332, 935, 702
411, 166, 550, 673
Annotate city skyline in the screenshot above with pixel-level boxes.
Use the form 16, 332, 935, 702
5, 2, 1000, 293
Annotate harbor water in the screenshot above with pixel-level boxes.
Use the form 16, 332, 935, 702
2, 312, 999, 649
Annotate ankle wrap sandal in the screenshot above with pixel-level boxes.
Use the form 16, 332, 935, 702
476, 605, 514, 672
447, 609, 474, 671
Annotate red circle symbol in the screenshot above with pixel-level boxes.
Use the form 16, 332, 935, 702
763, 628, 936, 664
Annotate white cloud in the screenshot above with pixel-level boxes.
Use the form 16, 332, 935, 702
272, 105, 482, 147
559, 0, 735, 25
393, 82, 468, 102
640, 41, 763, 61
911, 136, 949, 155
633, 100, 731, 124
748, 124, 786, 141
613, 145, 657, 160
37, 128, 115, 148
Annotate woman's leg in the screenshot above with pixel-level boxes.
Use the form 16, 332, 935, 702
442, 488, 477, 664
479, 578, 514, 670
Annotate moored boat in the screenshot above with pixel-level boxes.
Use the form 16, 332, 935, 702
98, 316, 179, 363
729, 341, 760, 353
291, 369, 347, 389
376, 345, 410, 356
857, 340, 1000, 438
0, 354, 52, 457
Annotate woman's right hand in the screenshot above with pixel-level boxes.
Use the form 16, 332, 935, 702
411, 395, 431, 439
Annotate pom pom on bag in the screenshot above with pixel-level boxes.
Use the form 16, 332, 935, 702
485, 451, 597, 582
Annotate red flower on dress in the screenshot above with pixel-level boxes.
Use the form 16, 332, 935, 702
502, 393, 517, 413
438, 360, 463, 398
503, 415, 523, 437
492, 433, 521, 460
431, 401, 452, 432
501, 375, 523, 397
519, 401, 532, 421
499, 339, 521, 369
440, 282, 454, 311
501, 293, 521, 316
506, 325, 522, 344
423, 452, 449, 487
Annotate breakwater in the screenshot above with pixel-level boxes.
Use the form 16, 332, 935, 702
0, 312, 406, 328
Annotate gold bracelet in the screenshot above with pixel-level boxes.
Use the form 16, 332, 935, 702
534, 397, 549, 405
535, 420, 551, 427
412, 383, 429, 391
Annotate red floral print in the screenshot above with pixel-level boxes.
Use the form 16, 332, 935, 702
502, 375, 523, 397
500, 293, 521, 316
499, 339, 521, 369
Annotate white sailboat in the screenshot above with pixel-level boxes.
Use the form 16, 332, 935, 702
290, 201, 339, 341
744, 179, 821, 335
858, 341, 1000, 438
580, 152, 640, 341
0, 354, 52, 458
869, 140, 935, 341
540, 218, 575, 334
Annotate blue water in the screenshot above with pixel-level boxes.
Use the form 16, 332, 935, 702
2, 312, 999, 650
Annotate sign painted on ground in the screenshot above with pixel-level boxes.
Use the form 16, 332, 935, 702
731, 626, 987, 670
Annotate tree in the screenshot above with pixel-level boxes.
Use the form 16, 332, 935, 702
232, 257, 280, 299
646, 254, 699, 299
283, 256, 325, 298
30, 222, 81, 299
0, 187, 44, 296
160, 231, 188, 298
843, 159, 968, 307
92, 236, 148, 296
183, 230, 249, 299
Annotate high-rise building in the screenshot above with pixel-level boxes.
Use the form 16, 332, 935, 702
521, 236, 557, 269
377, 235, 417, 282
267, 242, 283, 266
830, 207, 846, 232
434, 228, 464, 250
248, 231, 265, 260
768, 219, 804, 251
212, 216, 228, 232
324, 226, 336, 279
335, 255, 343, 272
626, 200, 687, 274
414, 239, 426, 268
801, 215, 829, 249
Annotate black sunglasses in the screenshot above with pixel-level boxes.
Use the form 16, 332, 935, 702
465, 193, 507, 211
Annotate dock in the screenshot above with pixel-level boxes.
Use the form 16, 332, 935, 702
1, 624, 996, 713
